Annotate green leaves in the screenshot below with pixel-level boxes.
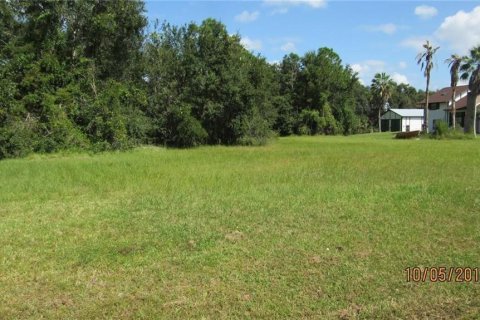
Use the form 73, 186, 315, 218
416, 40, 440, 77
0, 2, 383, 158
144, 19, 278, 147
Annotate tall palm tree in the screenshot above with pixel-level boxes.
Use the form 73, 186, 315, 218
460, 46, 480, 136
371, 72, 394, 132
445, 54, 463, 129
417, 40, 440, 133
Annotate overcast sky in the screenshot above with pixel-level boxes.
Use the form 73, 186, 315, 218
145, 1, 480, 91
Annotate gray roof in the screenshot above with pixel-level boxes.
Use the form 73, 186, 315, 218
389, 108, 424, 117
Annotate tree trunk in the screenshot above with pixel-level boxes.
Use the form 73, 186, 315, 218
465, 76, 478, 133
424, 75, 430, 133
378, 107, 381, 132
474, 103, 477, 137
451, 86, 456, 129
465, 93, 474, 133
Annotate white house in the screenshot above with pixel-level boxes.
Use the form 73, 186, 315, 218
420, 85, 480, 133
380, 108, 424, 132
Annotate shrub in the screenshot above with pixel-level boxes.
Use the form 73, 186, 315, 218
298, 124, 311, 136
298, 109, 321, 135
235, 108, 274, 146
80, 80, 149, 150
320, 102, 341, 135
433, 120, 449, 138
164, 104, 208, 148
429, 123, 475, 140
0, 120, 35, 159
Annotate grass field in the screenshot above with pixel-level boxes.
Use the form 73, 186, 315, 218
1, 134, 479, 319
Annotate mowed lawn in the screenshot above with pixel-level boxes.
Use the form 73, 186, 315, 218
0, 134, 479, 319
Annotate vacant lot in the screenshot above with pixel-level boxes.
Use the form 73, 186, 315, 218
1, 134, 479, 319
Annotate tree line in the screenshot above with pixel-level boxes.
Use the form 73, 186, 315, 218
0, 0, 424, 159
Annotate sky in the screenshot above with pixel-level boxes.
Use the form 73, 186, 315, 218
145, 1, 480, 91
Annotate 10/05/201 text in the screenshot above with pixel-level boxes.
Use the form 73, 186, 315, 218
405, 267, 479, 283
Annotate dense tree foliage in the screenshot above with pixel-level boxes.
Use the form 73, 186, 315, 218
0, 0, 424, 159
144, 19, 277, 146
0, 0, 148, 158
273, 49, 374, 136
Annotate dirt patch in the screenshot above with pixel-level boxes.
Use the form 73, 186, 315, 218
338, 304, 362, 319
187, 240, 196, 249
163, 297, 188, 308
225, 230, 244, 242
117, 245, 142, 256
51, 295, 74, 308
310, 255, 322, 264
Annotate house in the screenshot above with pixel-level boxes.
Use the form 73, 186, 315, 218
420, 85, 480, 132
380, 108, 424, 132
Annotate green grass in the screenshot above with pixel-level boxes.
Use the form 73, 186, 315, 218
1, 133, 479, 319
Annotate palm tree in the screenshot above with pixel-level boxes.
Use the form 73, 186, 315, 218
460, 46, 480, 136
371, 72, 394, 132
445, 54, 463, 129
417, 40, 440, 133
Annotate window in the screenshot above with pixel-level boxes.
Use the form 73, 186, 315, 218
428, 103, 440, 110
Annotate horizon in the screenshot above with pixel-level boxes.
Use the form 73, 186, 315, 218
145, 1, 480, 91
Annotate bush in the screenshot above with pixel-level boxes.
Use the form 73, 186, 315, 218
433, 120, 449, 138
447, 128, 475, 140
235, 108, 273, 146
164, 104, 208, 148
429, 123, 475, 140
320, 102, 341, 135
0, 120, 35, 159
298, 124, 311, 136
296, 104, 342, 136
80, 80, 148, 150
298, 109, 321, 135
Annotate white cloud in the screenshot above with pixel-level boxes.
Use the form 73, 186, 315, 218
235, 10, 259, 23
398, 61, 407, 69
240, 37, 262, 51
267, 37, 301, 52
350, 60, 386, 84
271, 7, 289, 15
359, 60, 386, 72
435, 6, 480, 55
265, 0, 327, 14
364, 23, 397, 35
351, 62, 409, 86
376, 23, 397, 35
392, 72, 409, 85
351, 64, 363, 74
414, 5, 438, 19
268, 0, 327, 8
302, 0, 327, 8
280, 41, 297, 52
400, 36, 431, 52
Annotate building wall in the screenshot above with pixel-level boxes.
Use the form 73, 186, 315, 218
428, 102, 448, 131
401, 117, 423, 132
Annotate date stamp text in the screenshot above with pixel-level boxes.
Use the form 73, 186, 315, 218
405, 267, 479, 283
